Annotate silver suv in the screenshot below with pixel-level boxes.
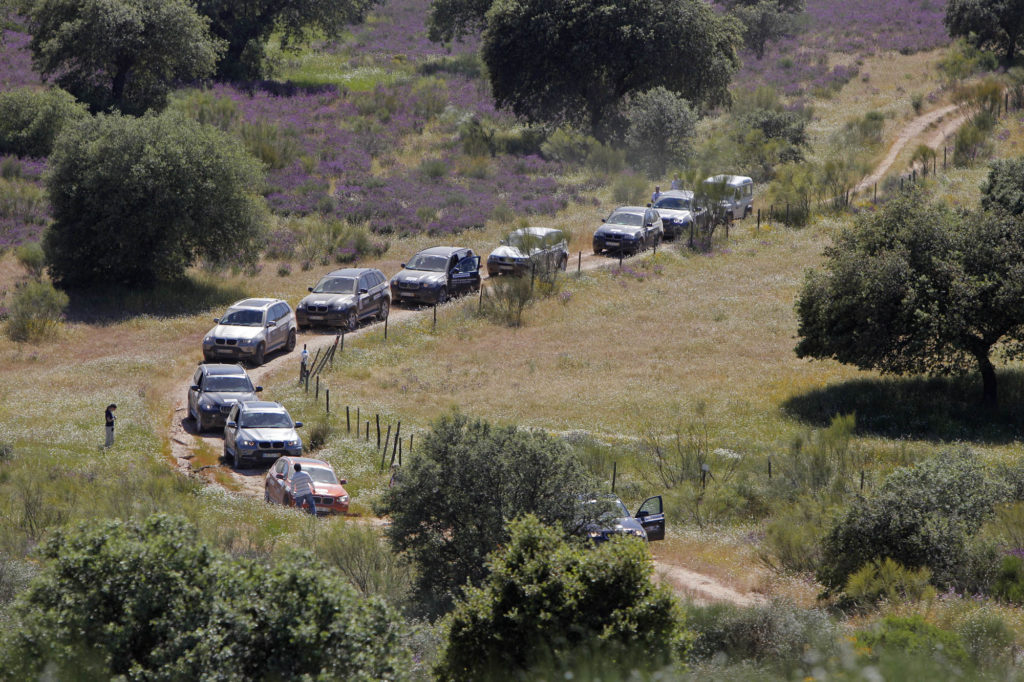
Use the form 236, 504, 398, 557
487, 227, 569, 277
203, 298, 297, 366
223, 400, 303, 469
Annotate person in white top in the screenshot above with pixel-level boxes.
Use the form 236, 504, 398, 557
291, 462, 316, 515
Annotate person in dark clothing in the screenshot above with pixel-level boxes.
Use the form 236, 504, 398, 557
104, 404, 116, 448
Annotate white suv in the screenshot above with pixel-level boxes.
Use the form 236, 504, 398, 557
203, 298, 297, 366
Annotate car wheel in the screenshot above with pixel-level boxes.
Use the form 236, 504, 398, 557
264, 486, 272, 503
223, 442, 230, 461
285, 329, 296, 352
233, 448, 242, 470
283, 493, 293, 507
635, 238, 645, 255
195, 413, 206, 433
252, 343, 265, 367
593, 247, 601, 255
346, 309, 359, 332
378, 298, 389, 321
558, 254, 568, 271
437, 287, 448, 304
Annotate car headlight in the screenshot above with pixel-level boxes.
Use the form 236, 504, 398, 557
422, 280, 439, 288
203, 335, 213, 344
200, 403, 220, 412
332, 302, 349, 310
240, 439, 257, 447
338, 495, 350, 504
237, 338, 255, 346
587, 531, 604, 539
285, 439, 300, 447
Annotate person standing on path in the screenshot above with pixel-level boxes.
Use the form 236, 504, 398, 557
300, 344, 310, 381
291, 462, 317, 516
104, 404, 116, 448
651, 185, 662, 204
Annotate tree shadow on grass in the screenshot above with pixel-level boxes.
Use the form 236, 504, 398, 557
781, 370, 1024, 444
63, 276, 251, 324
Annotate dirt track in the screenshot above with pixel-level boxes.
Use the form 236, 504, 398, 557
166, 102, 971, 607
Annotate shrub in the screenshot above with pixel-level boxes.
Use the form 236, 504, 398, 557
44, 111, 268, 288
436, 516, 686, 679
761, 497, 832, 573
276, 262, 291, 277
0, 515, 412, 679
418, 157, 449, 180
4, 279, 68, 342
315, 523, 413, 605
14, 242, 45, 280
0, 87, 88, 158
687, 599, 837, 674
169, 89, 239, 131
411, 76, 448, 120
585, 142, 626, 175
480, 275, 535, 327
956, 609, 1015, 667
239, 120, 299, 170
818, 451, 1011, 594
540, 126, 596, 165
992, 555, 1024, 604
853, 615, 969, 667
953, 121, 990, 166
612, 173, 650, 205
911, 92, 924, 114
619, 87, 697, 177
766, 162, 816, 226
843, 558, 936, 608
379, 412, 590, 615
306, 415, 333, 452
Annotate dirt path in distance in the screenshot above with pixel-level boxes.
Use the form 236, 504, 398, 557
854, 103, 968, 194
652, 560, 765, 607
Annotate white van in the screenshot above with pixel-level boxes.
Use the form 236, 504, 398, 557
703, 175, 754, 221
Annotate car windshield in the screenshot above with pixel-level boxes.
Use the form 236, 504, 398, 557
607, 212, 644, 227
506, 231, 544, 250
655, 197, 690, 210
305, 467, 339, 484
313, 277, 357, 294
405, 254, 448, 272
239, 412, 292, 428
204, 376, 253, 392
579, 496, 630, 522
220, 309, 263, 326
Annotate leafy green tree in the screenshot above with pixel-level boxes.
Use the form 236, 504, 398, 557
818, 451, 1010, 595
981, 157, 1024, 215
619, 87, 697, 178
0, 515, 412, 680
27, 0, 222, 115
379, 412, 589, 615
723, 0, 805, 59
795, 191, 1024, 407
195, 0, 378, 80
481, 0, 742, 137
0, 87, 87, 157
945, 0, 1024, 63
43, 111, 268, 288
427, 0, 493, 43
436, 516, 686, 680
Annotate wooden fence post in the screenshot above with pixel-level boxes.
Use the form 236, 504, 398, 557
346, 406, 350, 433
376, 414, 381, 449
325, 389, 330, 413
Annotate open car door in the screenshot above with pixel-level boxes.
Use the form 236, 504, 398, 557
635, 495, 665, 541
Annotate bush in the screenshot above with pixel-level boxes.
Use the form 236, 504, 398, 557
44, 111, 268, 288
766, 162, 816, 226
480, 275, 535, 327
818, 451, 1011, 594
418, 157, 449, 180
315, 523, 413, 605
14, 242, 45, 280
168, 89, 239, 131
0, 87, 88, 158
619, 87, 697, 177
853, 615, 969, 667
306, 415, 333, 452
612, 173, 650, 205
540, 126, 596, 165
436, 516, 687, 680
239, 120, 299, 170
761, 497, 832, 573
585, 142, 626, 175
687, 599, 837, 675
992, 554, 1024, 603
379, 412, 590, 615
956, 609, 1015, 668
0, 515, 412, 680
843, 558, 936, 608
4, 279, 68, 342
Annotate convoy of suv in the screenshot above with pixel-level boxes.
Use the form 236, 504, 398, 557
187, 179, 751, 517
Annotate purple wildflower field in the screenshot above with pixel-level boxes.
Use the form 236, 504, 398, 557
734, 0, 950, 95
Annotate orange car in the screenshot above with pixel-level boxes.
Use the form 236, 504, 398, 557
264, 456, 350, 515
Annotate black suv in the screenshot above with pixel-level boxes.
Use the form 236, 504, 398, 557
390, 246, 481, 305
187, 363, 262, 432
577, 494, 665, 543
295, 267, 391, 331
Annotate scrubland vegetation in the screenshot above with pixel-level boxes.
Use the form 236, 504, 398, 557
4, 0, 1024, 678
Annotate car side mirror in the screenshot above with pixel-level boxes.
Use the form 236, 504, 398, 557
295, 422, 303, 428
190, 384, 200, 391
255, 386, 263, 392
400, 263, 406, 268
266, 320, 276, 327
226, 420, 236, 428
646, 203, 652, 207
275, 473, 284, 479
308, 287, 314, 292
213, 318, 220, 324
500, 239, 507, 245
359, 288, 368, 294
339, 478, 348, 485
600, 218, 605, 222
